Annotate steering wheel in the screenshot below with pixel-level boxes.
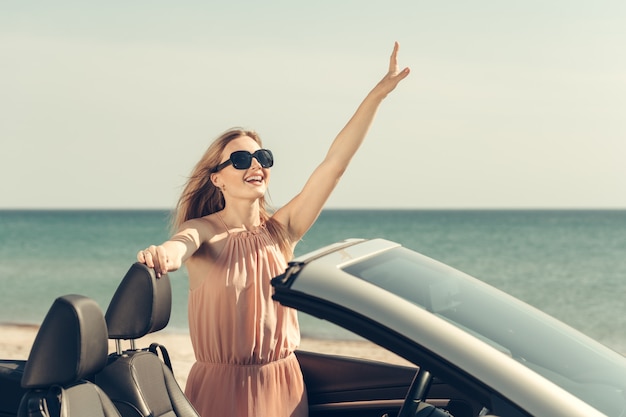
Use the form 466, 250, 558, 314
397, 367, 433, 417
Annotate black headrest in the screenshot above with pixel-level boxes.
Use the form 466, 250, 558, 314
21, 294, 108, 389
105, 262, 172, 339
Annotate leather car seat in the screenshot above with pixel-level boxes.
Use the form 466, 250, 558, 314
95, 263, 199, 417
18, 294, 121, 417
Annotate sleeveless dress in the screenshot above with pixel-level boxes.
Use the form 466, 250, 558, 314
184, 221, 308, 417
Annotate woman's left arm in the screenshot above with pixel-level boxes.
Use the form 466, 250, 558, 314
276, 42, 410, 242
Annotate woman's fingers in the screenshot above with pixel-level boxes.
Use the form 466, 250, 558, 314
390, 42, 410, 79
154, 245, 168, 278
389, 41, 400, 74
137, 245, 166, 277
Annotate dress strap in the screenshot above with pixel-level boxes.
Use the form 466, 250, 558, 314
216, 212, 230, 235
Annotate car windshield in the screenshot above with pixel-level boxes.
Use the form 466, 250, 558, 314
343, 247, 626, 415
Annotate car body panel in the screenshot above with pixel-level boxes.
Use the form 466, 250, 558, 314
274, 238, 621, 417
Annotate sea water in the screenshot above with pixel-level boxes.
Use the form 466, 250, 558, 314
1, 209, 625, 353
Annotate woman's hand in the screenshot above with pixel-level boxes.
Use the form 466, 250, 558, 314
137, 245, 169, 278
373, 41, 411, 98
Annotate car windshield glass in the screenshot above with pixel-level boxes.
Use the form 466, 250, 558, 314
343, 247, 626, 415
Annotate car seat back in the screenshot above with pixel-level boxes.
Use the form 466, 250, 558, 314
95, 263, 199, 417
18, 294, 120, 417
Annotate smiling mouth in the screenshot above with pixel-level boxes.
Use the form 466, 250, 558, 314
245, 175, 264, 184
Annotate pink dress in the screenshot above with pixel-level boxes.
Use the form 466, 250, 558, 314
184, 224, 308, 417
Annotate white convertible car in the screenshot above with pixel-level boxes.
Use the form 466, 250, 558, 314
271, 238, 626, 417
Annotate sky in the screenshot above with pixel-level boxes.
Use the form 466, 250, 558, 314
2, 1, 625, 210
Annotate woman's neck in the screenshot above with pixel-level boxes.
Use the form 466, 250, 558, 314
219, 201, 262, 231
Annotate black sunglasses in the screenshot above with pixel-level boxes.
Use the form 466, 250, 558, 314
213, 149, 274, 172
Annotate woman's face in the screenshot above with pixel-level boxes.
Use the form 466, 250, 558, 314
212, 135, 271, 201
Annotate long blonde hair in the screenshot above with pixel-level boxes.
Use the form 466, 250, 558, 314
172, 128, 291, 256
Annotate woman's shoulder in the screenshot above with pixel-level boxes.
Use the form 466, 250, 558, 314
179, 214, 226, 240
182, 212, 217, 226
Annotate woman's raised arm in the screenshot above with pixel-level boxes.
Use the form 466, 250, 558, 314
276, 42, 410, 242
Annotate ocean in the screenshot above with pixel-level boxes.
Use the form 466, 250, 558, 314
1, 209, 625, 353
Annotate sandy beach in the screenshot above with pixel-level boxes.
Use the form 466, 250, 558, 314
1, 323, 411, 389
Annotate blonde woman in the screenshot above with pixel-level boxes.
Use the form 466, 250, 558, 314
138, 42, 410, 417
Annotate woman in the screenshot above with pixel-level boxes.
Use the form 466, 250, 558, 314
138, 42, 410, 417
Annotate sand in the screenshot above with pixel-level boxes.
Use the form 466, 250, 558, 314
0, 323, 411, 389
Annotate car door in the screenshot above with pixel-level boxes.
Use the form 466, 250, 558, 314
297, 350, 413, 417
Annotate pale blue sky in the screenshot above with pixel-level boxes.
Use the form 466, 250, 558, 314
2, 1, 625, 209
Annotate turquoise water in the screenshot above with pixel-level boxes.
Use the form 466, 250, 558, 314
1, 209, 625, 352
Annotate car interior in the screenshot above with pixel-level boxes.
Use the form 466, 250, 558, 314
0, 263, 507, 417
291, 316, 488, 417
